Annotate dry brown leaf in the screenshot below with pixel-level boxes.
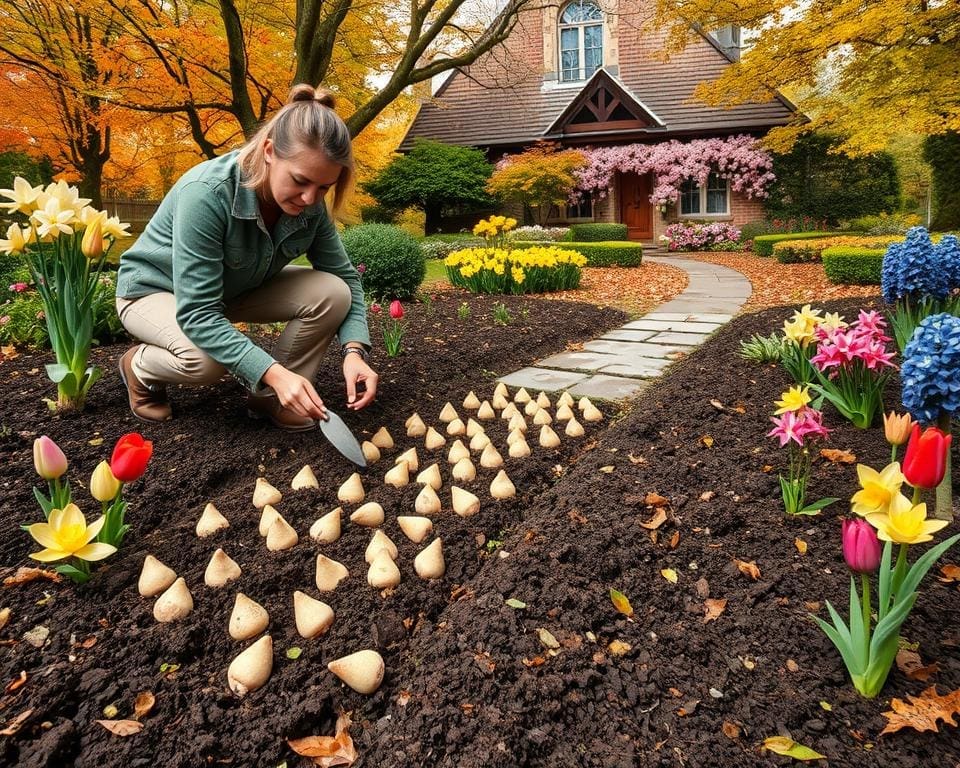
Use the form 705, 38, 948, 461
3, 567, 62, 586
939, 565, 960, 583
820, 448, 856, 464
288, 712, 357, 767
96, 719, 144, 737
610, 589, 634, 618
537, 628, 560, 650
608, 640, 631, 657
0, 708, 32, 736
880, 686, 960, 736
896, 649, 940, 682
644, 492, 669, 506
703, 598, 727, 623
396, 690, 411, 706
0, 344, 18, 360
795, 538, 808, 555
761, 464, 774, 473
698, 490, 715, 502
639, 509, 668, 530
668, 687, 683, 698
0, 607, 9, 631
522, 656, 546, 667
730, 404, 746, 414
699, 435, 714, 448
134, 692, 155, 720
80, 636, 98, 649
722, 721, 741, 739
734, 559, 761, 580
669, 530, 680, 549
5, 671, 26, 693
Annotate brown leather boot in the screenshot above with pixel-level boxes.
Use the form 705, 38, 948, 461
118, 347, 173, 422
247, 394, 318, 432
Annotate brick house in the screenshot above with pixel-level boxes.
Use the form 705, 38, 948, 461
399, 0, 796, 242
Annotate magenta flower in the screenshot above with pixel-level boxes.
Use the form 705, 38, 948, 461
370, 302, 382, 315
841, 518, 881, 574
357, 263, 366, 275
9, 282, 28, 293
767, 411, 805, 447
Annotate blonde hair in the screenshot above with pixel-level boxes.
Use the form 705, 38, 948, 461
238, 84, 354, 213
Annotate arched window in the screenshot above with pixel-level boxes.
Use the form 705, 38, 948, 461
559, 0, 603, 83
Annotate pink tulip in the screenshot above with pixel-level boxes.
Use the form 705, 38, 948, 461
842, 518, 881, 574
389, 300, 404, 320
33, 436, 68, 480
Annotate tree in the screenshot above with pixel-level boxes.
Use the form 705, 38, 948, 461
923, 132, 960, 231
486, 142, 587, 225
364, 140, 493, 233
763, 133, 901, 225
652, 0, 960, 155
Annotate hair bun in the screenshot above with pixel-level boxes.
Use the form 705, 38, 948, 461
288, 84, 336, 109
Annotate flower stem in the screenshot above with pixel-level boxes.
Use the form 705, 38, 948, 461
890, 444, 897, 465
860, 572, 871, 662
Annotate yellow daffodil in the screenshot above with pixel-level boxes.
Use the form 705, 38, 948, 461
782, 317, 815, 347
774, 385, 811, 414
850, 462, 905, 516
30, 198, 75, 240
102, 215, 130, 241
37, 179, 90, 215
0, 177, 44, 215
511, 266, 525, 284
28, 503, 116, 564
820, 312, 847, 331
866, 493, 949, 545
0, 223, 30, 255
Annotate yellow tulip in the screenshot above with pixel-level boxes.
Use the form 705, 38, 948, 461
80, 216, 104, 259
28, 503, 117, 564
773, 385, 811, 414
89, 460, 121, 502
850, 462, 905, 516
866, 493, 949, 545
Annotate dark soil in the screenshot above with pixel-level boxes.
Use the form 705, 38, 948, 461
0, 292, 958, 768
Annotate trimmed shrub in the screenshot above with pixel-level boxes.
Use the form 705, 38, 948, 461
419, 236, 484, 261
773, 235, 901, 263
340, 224, 426, 300
662, 221, 741, 251
444, 245, 586, 294
845, 212, 922, 235
568, 223, 628, 242
510, 225, 569, 242
511, 240, 643, 267
753, 231, 843, 257
822, 246, 885, 285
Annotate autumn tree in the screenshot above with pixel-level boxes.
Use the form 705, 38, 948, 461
486, 142, 587, 225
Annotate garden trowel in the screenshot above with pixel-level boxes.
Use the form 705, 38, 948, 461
319, 409, 367, 467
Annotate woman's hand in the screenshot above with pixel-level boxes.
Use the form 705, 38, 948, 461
261, 363, 327, 419
343, 353, 378, 410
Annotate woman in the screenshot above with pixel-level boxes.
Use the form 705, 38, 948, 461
115, 85, 377, 431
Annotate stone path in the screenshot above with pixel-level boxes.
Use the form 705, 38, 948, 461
497, 256, 752, 400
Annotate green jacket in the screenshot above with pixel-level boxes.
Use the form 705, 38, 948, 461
116, 151, 369, 390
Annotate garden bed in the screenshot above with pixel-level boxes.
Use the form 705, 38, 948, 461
0, 293, 958, 768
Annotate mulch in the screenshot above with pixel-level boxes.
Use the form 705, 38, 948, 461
0, 288, 958, 768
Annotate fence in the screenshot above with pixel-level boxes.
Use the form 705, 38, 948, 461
102, 199, 161, 231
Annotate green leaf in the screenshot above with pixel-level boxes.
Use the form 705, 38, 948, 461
54, 563, 89, 583
285, 647, 302, 660
799, 497, 840, 513
762, 736, 827, 761
819, 701, 832, 712
505, 598, 527, 609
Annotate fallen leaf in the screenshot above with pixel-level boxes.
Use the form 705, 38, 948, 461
5, 671, 27, 693
669, 531, 680, 549
734, 559, 761, 580
677, 699, 700, 716
644, 492, 669, 506
699, 435, 714, 448
80, 636, 98, 649
22, 625, 49, 648
610, 588, 634, 618
896, 649, 940, 682
608, 640, 631, 656
722, 721, 741, 739
396, 691, 411, 706
627, 452, 646, 464
88, 437, 104, 446
522, 656, 546, 667
761, 464, 774, 473
599, 465, 614, 474
134, 691, 155, 720
795, 538, 808, 555
786, 659, 800, 672
730, 404, 747, 414
0, 344, 18, 360
0, 708, 32, 736
819, 701, 833, 712
703, 598, 727, 623
709, 399, 725, 411
639, 509, 668, 530
3, 567, 61, 586
762, 736, 826, 760
879, 686, 960, 735
97, 719, 144, 737
698, 491, 715, 502
668, 687, 683, 697
0, 607, 9, 631
939, 565, 960, 583
819, 448, 856, 464
286, 647, 303, 660
661, 568, 678, 584
288, 712, 357, 767
537, 628, 560, 650
505, 598, 527, 610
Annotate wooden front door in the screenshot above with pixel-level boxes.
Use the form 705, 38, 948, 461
619, 172, 653, 240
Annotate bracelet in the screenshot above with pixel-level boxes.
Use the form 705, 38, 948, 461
342, 346, 369, 362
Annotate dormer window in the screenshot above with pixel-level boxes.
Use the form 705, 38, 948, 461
559, 0, 603, 82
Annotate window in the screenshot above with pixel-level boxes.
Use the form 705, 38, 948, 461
559, 0, 603, 82
547, 195, 594, 221
680, 173, 729, 216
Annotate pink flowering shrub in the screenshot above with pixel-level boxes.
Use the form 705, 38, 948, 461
576, 135, 775, 204
661, 222, 742, 251
809, 310, 896, 428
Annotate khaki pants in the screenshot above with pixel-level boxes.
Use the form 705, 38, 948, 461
116, 266, 351, 390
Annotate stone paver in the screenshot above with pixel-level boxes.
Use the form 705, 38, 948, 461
498, 255, 752, 401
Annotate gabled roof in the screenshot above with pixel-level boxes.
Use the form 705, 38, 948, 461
543, 68, 666, 137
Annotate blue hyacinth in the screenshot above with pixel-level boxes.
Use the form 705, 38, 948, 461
936, 234, 960, 291
901, 312, 960, 424
896, 226, 950, 301
881, 241, 902, 304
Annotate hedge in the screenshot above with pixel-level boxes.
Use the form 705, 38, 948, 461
772, 234, 901, 264
753, 231, 843, 257
821, 246, 885, 285
511, 240, 642, 267
568, 223, 629, 242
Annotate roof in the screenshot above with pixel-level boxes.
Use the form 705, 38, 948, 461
400, 15, 796, 151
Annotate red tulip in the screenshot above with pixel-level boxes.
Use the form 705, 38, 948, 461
389, 300, 404, 320
842, 518, 881, 574
370, 302, 382, 314
902, 423, 952, 490
110, 433, 153, 483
